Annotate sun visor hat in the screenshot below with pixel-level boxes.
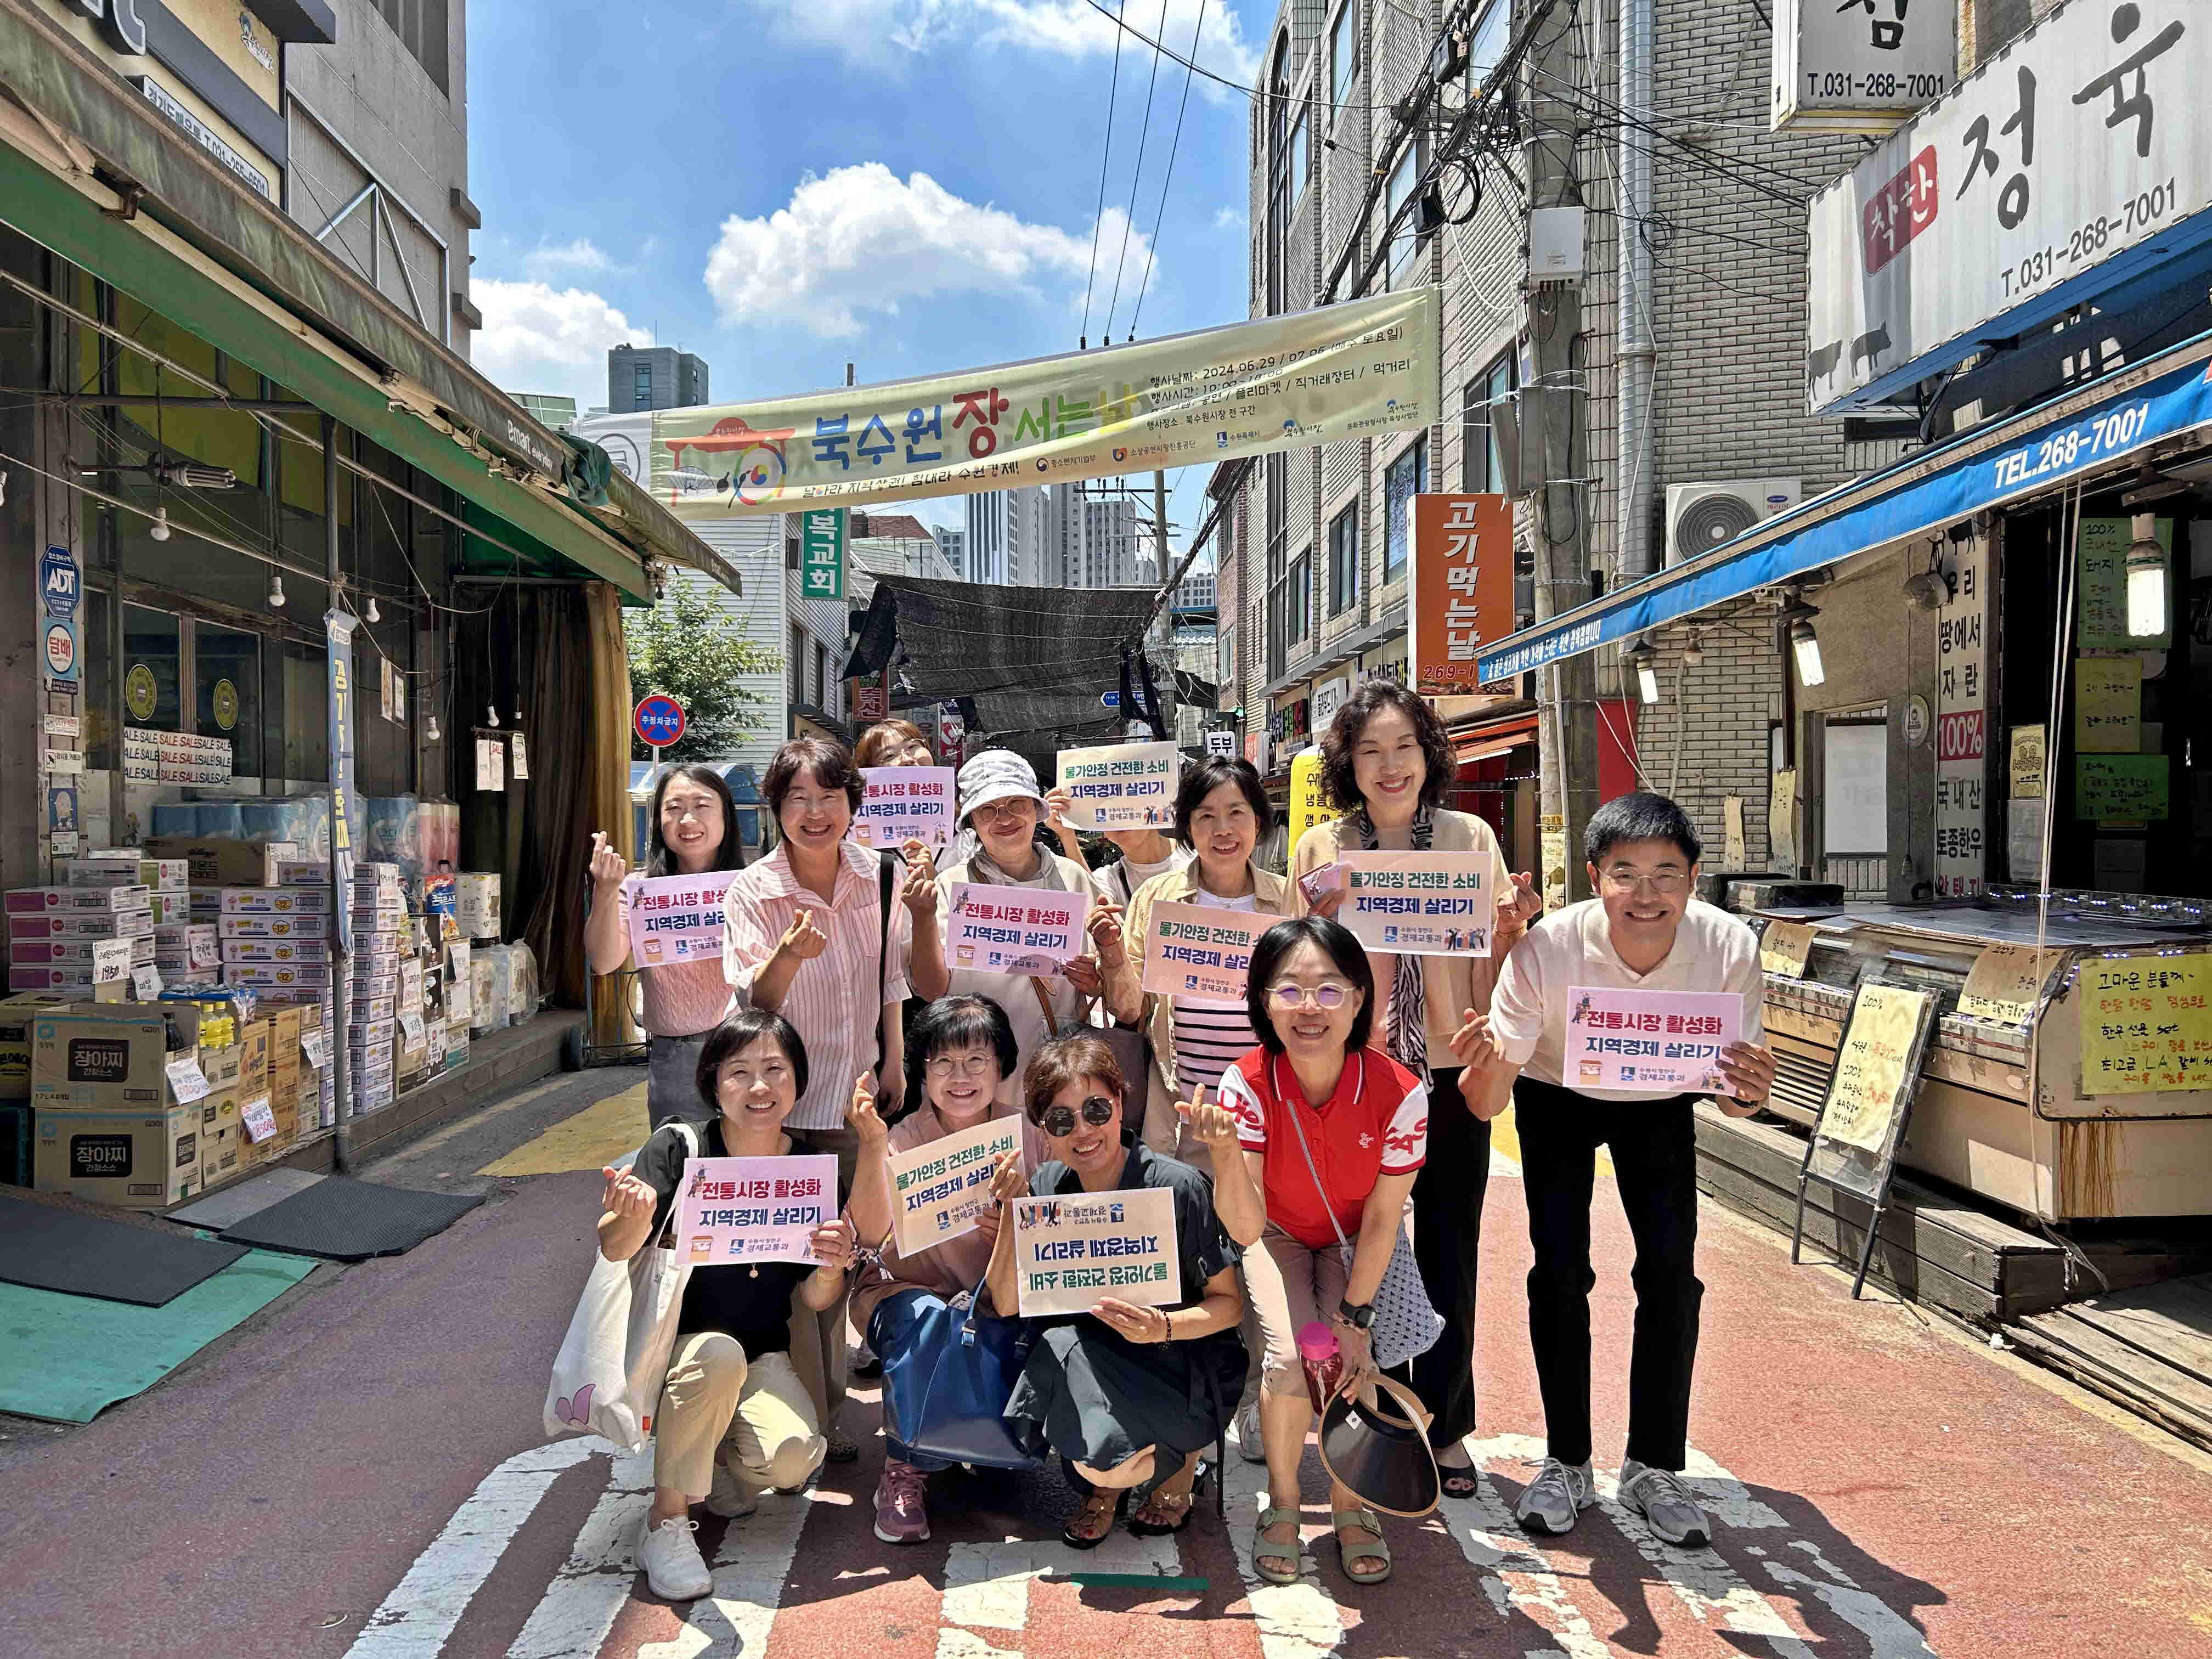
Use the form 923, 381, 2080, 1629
957, 750, 1046, 822
1318, 1373, 1440, 1519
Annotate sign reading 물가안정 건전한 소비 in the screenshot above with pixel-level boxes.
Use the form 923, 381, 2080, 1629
1337, 851, 1489, 956
887, 1116, 1023, 1257
1139, 901, 1272, 1002
1056, 743, 1180, 831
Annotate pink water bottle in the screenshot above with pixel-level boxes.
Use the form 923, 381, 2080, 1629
1297, 1321, 1345, 1414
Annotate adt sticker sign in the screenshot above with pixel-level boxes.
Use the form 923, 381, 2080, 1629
40, 546, 80, 617
634, 694, 686, 750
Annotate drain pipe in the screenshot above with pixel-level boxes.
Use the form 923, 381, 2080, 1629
1617, 0, 1658, 578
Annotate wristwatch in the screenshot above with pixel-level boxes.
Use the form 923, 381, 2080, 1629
1336, 1299, 1376, 1331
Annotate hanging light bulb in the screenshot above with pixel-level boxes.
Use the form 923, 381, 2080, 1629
1681, 627, 1706, 667
149, 506, 172, 542
512, 703, 526, 725
1628, 642, 1660, 706
1782, 599, 1825, 688
486, 703, 500, 729
267, 571, 285, 609
364, 595, 381, 623
426, 714, 441, 742
2125, 513, 2169, 639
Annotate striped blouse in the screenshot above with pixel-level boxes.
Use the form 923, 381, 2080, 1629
1170, 890, 1261, 1096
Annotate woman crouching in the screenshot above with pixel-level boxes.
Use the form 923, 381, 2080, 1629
983, 1032, 1248, 1545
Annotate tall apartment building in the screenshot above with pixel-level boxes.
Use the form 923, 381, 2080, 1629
1069, 484, 1142, 589
936, 527, 969, 581
1221, 0, 1888, 870
966, 486, 1056, 585
963, 494, 1006, 584
608, 345, 710, 413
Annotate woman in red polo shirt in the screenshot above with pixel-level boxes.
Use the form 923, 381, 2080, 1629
1210, 916, 1425, 1588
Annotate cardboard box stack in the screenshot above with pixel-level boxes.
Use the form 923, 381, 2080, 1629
6, 878, 161, 994
347, 863, 408, 1118
29, 999, 212, 1209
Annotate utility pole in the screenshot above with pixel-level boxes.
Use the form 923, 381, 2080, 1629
1523, 0, 1601, 902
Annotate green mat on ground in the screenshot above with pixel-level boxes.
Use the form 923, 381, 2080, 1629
0, 1250, 318, 1423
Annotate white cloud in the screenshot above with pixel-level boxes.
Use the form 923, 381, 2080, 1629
704, 164, 1156, 340
471, 278, 652, 406
748, 0, 1259, 94
1213, 206, 1243, 230
522, 238, 619, 277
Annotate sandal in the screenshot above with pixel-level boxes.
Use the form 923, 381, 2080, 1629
1331, 1508, 1392, 1585
1252, 1505, 1302, 1584
1060, 1487, 1126, 1550
1438, 1454, 1480, 1500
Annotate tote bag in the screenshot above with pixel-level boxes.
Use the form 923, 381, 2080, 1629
544, 1122, 698, 1453
879, 1285, 1040, 1471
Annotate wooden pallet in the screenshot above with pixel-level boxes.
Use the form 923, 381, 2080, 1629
2007, 1276, 2212, 1452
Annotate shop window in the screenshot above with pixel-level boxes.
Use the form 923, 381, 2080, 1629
1384, 435, 1427, 582
1328, 503, 1359, 617
370, 0, 450, 94
195, 626, 264, 779
122, 605, 183, 735
1385, 140, 1428, 291
815, 642, 829, 712
1288, 546, 1312, 650
1463, 351, 1519, 493
282, 638, 331, 782
1822, 719, 1888, 855
790, 625, 808, 708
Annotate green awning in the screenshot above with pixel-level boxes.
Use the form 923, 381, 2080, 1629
0, 5, 680, 602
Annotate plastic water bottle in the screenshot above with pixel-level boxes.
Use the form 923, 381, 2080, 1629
1297, 1321, 1345, 1415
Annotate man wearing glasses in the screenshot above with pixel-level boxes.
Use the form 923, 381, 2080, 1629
1453, 793, 1778, 1550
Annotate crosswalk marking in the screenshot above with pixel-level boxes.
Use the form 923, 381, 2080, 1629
636, 1481, 822, 1659
935, 1524, 1182, 1658
505, 1447, 655, 1659
1220, 1449, 1346, 1659
1438, 1443, 1612, 1659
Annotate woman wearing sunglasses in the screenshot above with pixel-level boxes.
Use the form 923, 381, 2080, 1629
845, 995, 1047, 1545
1209, 916, 1426, 1587
981, 1033, 1247, 1547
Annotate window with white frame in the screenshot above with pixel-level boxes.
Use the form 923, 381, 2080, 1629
1384, 435, 1426, 582
1328, 502, 1359, 617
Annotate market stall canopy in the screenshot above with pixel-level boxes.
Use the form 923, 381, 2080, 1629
1475, 327, 2212, 682
0, 5, 735, 603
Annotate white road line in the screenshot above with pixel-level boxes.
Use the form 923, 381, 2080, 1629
637, 1484, 824, 1659
1220, 1451, 1346, 1659
935, 1523, 1182, 1658
346, 1439, 600, 1658
505, 1448, 656, 1659
1490, 1150, 1524, 1178
1590, 1464, 1819, 1658
1445, 1437, 1615, 1659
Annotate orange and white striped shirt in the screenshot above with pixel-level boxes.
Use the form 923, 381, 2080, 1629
723, 839, 912, 1131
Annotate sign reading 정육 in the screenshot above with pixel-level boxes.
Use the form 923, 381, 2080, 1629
1564, 986, 1743, 1095
1339, 851, 1489, 956
1056, 742, 1180, 830
674, 1154, 838, 1266
1012, 1183, 1180, 1317
1768, 0, 1955, 135
622, 871, 732, 967
854, 766, 955, 849
945, 883, 1088, 978
888, 1115, 1023, 1257
1139, 901, 1272, 1001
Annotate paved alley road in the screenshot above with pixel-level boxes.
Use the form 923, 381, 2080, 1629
3, 1073, 2210, 1659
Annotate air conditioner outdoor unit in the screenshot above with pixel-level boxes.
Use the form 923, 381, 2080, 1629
1664, 478, 1802, 566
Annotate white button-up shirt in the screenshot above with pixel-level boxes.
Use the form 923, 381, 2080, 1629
1488, 898, 1763, 1099
723, 840, 911, 1131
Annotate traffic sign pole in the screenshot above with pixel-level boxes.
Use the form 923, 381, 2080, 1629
633, 693, 689, 797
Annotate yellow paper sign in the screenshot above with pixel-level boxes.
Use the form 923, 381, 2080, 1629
1818, 983, 1932, 1155
1759, 921, 1817, 979
1288, 749, 1331, 862
1957, 945, 2055, 1024
2078, 953, 2212, 1096
1724, 796, 1747, 869
2074, 657, 2142, 754
1769, 770, 1798, 870
2009, 725, 2047, 798
1539, 814, 1568, 914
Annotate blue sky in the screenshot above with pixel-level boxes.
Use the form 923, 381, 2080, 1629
465, 0, 1266, 553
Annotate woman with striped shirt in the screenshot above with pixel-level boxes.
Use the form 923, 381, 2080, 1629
1107, 757, 1294, 1180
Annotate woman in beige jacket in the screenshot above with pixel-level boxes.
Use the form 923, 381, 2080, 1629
1105, 756, 1295, 1177
1288, 681, 1540, 1496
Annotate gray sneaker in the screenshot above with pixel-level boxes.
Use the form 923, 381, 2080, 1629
1618, 1459, 1711, 1549
1514, 1458, 1595, 1536
1234, 1400, 1266, 1465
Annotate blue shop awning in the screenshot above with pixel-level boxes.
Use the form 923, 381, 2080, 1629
1476, 329, 2212, 682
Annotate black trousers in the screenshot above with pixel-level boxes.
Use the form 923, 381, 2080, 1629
1515, 1076, 1702, 1471
1391, 1066, 1491, 1447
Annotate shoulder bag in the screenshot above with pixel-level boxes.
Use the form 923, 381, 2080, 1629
544, 1121, 700, 1453
879, 1276, 1043, 1471
1274, 1055, 1444, 1371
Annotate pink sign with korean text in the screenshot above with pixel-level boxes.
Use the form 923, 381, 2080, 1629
1564, 985, 1743, 1096
945, 882, 1088, 978
622, 872, 731, 967
854, 766, 956, 849
673, 1154, 838, 1265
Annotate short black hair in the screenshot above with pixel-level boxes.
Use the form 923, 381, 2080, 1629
695, 1007, 810, 1108
1318, 681, 1457, 816
763, 737, 864, 823
1245, 916, 1376, 1054
1584, 791, 1702, 867
1172, 756, 1273, 845
905, 993, 1020, 1109
644, 764, 746, 879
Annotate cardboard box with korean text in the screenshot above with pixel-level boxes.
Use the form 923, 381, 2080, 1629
198, 1088, 244, 1187
143, 839, 298, 888
1, 991, 84, 1100
239, 1018, 270, 1096
35, 1103, 199, 1207
30, 1002, 203, 1113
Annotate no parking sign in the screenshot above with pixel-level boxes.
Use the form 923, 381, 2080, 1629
634, 694, 686, 750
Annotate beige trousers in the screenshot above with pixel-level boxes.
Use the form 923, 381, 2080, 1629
655, 1335, 824, 1500
1241, 1223, 1352, 1395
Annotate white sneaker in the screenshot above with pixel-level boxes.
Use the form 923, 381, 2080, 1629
636, 1512, 713, 1601
1234, 1400, 1266, 1465
706, 1457, 759, 1519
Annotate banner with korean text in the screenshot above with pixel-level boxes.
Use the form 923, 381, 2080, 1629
1057, 742, 1180, 830
945, 883, 1088, 978
1412, 493, 1514, 696
1139, 900, 1271, 1001
673, 1154, 838, 1266
621, 871, 731, 967
648, 290, 1441, 514
1012, 1185, 1180, 1317
888, 1115, 1023, 1256
1564, 986, 1742, 1095
855, 766, 956, 849
1338, 851, 1489, 956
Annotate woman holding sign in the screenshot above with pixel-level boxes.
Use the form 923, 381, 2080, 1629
1290, 681, 1541, 1497
983, 1032, 1246, 1545
845, 995, 1047, 1544
586, 765, 745, 1130
597, 1008, 856, 1604
1453, 794, 1774, 1549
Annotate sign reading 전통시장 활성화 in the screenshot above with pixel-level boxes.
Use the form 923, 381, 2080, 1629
887, 1115, 1023, 1257
2078, 953, 2212, 1096
1335, 851, 1489, 956
673, 1154, 838, 1266
1564, 986, 1743, 1096
1056, 743, 1180, 831
854, 766, 955, 849
621, 872, 731, 967
1012, 1184, 1180, 1317
1139, 901, 1272, 1001
944, 883, 1088, 978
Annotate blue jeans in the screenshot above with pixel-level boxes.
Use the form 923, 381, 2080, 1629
867, 1288, 959, 1473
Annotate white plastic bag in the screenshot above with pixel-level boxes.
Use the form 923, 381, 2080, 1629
542, 1126, 695, 1453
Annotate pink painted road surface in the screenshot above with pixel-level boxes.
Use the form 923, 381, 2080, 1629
3, 1122, 2210, 1657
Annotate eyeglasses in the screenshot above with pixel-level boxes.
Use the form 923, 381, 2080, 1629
1268, 982, 1354, 1010
1036, 1094, 1116, 1138
1600, 869, 1689, 896
925, 1054, 997, 1080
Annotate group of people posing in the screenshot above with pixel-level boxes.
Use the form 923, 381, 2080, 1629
583, 682, 1779, 1604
